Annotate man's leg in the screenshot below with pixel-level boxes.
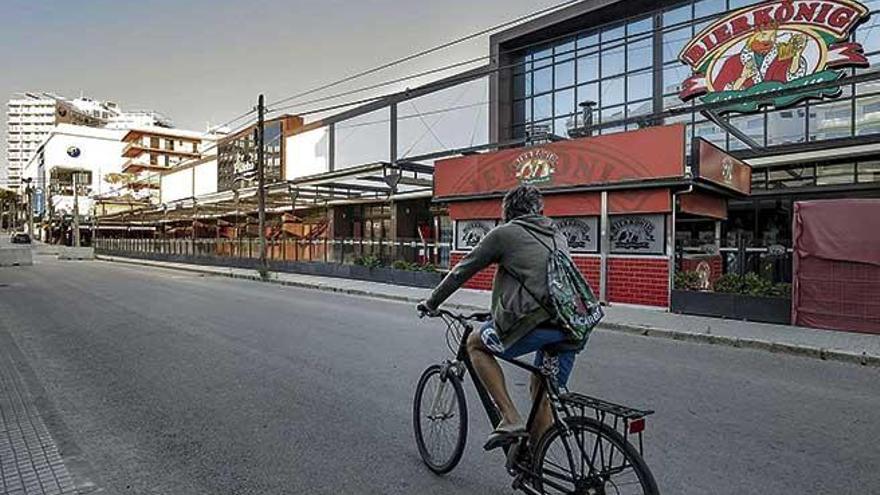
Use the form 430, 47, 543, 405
466, 331, 523, 430
529, 373, 553, 444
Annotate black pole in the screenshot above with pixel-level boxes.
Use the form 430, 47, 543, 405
257, 94, 268, 277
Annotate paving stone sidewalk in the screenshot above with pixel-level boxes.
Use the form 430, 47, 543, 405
0, 347, 78, 495
97, 255, 880, 367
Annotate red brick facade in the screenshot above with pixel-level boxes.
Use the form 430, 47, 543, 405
450, 252, 497, 290
607, 257, 669, 307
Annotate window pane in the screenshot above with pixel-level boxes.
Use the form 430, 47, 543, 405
751, 169, 767, 190
816, 163, 855, 185
768, 166, 814, 189
767, 108, 806, 146
577, 83, 599, 107
534, 94, 552, 121
729, 113, 765, 149
858, 160, 880, 183
628, 16, 654, 36
577, 31, 599, 50
554, 116, 574, 138
513, 100, 527, 125
577, 53, 599, 83
554, 38, 576, 62
601, 45, 626, 78
810, 101, 852, 141
856, 95, 880, 135
628, 70, 653, 101
533, 45, 553, 67
555, 60, 575, 89
601, 105, 625, 125
728, 0, 763, 9
601, 76, 625, 107
533, 67, 552, 94
513, 73, 527, 98
694, 120, 727, 149
627, 37, 653, 71
602, 23, 625, 43
694, 0, 725, 18
628, 101, 653, 118
663, 63, 691, 95
663, 4, 691, 28
856, 13, 880, 54
663, 27, 691, 64
554, 88, 576, 117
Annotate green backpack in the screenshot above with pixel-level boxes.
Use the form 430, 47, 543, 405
513, 221, 605, 348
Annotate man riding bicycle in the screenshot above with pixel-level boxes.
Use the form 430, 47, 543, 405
418, 184, 582, 451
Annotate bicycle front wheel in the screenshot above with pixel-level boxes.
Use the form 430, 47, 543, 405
533, 416, 659, 495
412, 364, 468, 474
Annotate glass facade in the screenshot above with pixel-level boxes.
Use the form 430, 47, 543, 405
217, 121, 284, 192
508, 0, 880, 151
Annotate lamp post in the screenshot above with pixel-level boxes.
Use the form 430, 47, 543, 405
23, 178, 34, 239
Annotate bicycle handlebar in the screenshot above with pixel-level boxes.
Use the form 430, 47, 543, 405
418, 307, 492, 323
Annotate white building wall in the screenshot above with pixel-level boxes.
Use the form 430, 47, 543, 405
160, 168, 193, 204
193, 160, 217, 197
285, 128, 329, 180
42, 127, 127, 197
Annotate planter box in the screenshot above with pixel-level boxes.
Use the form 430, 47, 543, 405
0, 247, 33, 267
671, 290, 791, 325
99, 249, 443, 288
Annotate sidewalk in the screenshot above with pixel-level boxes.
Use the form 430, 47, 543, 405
0, 338, 79, 495
97, 255, 880, 367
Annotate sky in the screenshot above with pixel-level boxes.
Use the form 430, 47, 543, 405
0, 0, 565, 181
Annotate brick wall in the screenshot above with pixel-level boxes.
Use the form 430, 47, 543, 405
607, 257, 669, 307
450, 253, 669, 307
450, 252, 496, 290
450, 253, 602, 292
572, 255, 601, 293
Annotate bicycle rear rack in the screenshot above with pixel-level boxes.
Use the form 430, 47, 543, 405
559, 392, 654, 456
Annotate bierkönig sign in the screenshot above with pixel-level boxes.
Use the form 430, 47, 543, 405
678, 0, 871, 113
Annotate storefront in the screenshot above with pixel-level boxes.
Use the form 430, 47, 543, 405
434, 124, 750, 308
489, 0, 880, 289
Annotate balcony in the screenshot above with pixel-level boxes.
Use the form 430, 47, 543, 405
122, 141, 201, 159
121, 159, 174, 174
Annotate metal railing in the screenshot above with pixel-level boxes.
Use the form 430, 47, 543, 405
95, 237, 452, 268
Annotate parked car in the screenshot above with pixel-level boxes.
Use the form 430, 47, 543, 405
10, 232, 31, 244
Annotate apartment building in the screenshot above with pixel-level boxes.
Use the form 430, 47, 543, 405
5, 92, 171, 191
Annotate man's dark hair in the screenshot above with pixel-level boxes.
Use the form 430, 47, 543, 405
502, 185, 544, 222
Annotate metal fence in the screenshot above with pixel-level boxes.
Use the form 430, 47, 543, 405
95, 237, 452, 268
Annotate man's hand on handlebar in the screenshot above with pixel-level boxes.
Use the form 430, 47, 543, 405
416, 300, 439, 318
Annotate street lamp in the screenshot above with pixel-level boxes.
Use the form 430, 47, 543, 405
23, 178, 34, 240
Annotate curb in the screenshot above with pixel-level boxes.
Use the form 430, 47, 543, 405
96, 255, 880, 368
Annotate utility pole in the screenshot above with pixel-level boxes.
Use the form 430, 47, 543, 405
257, 94, 268, 277
72, 173, 81, 247
24, 178, 34, 240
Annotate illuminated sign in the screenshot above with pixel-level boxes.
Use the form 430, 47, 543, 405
679, 0, 871, 113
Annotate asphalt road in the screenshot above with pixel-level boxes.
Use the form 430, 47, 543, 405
0, 258, 878, 494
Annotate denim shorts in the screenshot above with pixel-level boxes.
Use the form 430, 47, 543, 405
479, 321, 578, 387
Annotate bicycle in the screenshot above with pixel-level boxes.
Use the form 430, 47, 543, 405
413, 308, 659, 494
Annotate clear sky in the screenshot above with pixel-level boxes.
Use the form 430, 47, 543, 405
1, 0, 564, 180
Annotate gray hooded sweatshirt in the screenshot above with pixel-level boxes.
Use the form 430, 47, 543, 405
427, 214, 569, 348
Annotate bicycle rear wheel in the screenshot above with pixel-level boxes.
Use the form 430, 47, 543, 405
533, 416, 658, 495
413, 364, 468, 474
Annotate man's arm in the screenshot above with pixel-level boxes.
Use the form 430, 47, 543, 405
425, 229, 503, 309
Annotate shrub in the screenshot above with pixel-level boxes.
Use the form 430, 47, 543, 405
391, 260, 415, 271
712, 273, 791, 298
354, 255, 382, 269
418, 263, 438, 273
674, 270, 702, 291
713, 273, 744, 294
